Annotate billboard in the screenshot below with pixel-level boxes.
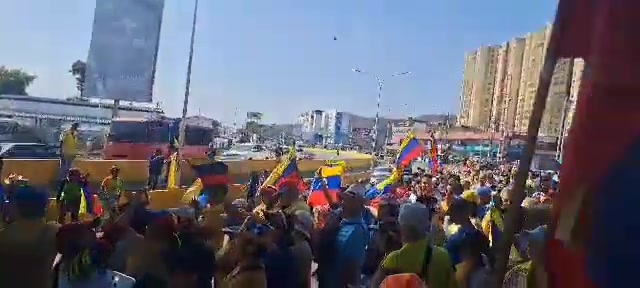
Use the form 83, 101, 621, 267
84, 0, 166, 103
246, 112, 263, 121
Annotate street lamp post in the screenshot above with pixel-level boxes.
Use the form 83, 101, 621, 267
174, 0, 199, 186
352, 69, 410, 153
178, 0, 199, 148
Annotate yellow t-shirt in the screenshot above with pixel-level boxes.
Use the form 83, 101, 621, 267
60, 129, 78, 157
203, 204, 225, 252
382, 238, 457, 288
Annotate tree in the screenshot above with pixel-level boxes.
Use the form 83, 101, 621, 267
0, 66, 36, 95
69, 60, 87, 97
211, 119, 221, 137
245, 121, 263, 135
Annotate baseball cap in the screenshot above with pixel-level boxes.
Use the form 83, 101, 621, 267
398, 203, 431, 232
477, 186, 492, 198
343, 183, 367, 198
294, 210, 313, 239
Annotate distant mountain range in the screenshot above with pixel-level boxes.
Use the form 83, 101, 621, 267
346, 112, 456, 129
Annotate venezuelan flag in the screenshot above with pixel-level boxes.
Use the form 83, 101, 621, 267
365, 167, 401, 202
262, 149, 306, 192
190, 161, 229, 187
544, 1, 640, 287
181, 178, 203, 204
275, 157, 306, 191
308, 165, 343, 207
396, 131, 425, 167
429, 132, 439, 174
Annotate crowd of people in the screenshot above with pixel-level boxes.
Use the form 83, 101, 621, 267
0, 153, 556, 287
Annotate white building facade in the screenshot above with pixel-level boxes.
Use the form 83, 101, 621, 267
297, 109, 351, 145
322, 109, 351, 145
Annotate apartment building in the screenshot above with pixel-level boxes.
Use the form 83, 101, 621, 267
563, 58, 585, 138
460, 23, 577, 139
539, 58, 574, 137
470, 45, 500, 129
457, 45, 500, 128
457, 52, 478, 126
489, 43, 509, 132
511, 23, 573, 138
498, 38, 526, 134
514, 24, 552, 134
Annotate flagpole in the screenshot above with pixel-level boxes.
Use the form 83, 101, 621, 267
352, 69, 411, 168
493, 22, 563, 285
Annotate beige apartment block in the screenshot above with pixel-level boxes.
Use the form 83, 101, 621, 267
457, 52, 478, 126
489, 42, 509, 132
498, 37, 526, 134
563, 58, 585, 138
514, 24, 552, 134
458, 23, 577, 139
539, 58, 574, 137
466, 45, 500, 129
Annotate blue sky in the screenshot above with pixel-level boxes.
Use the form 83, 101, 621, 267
0, 0, 557, 124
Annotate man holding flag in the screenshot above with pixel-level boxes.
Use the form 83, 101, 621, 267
367, 131, 425, 205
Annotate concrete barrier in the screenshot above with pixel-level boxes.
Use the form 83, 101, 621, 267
4, 157, 373, 190
304, 148, 372, 159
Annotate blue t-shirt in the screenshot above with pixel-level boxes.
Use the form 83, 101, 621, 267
318, 215, 368, 287
331, 207, 376, 226
445, 224, 482, 265
476, 204, 491, 220
149, 154, 165, 175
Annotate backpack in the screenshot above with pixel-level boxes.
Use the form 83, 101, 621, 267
380, 244, 433, 288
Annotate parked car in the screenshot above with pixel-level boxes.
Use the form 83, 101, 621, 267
298, 152, 315, 160
0, 143, 60, 159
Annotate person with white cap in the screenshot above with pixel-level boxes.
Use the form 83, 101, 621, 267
371, 202, 456, 288
290, 210, 313, 288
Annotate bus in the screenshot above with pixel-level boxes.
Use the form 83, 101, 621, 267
103, 117, 214, 160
